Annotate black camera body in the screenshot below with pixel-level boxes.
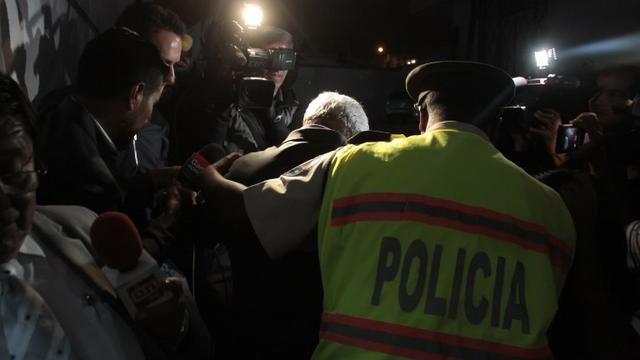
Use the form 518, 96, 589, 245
234, 28, 296, 108
201, 21, 297, 108
245, 47, 296, 71
500, 73, 593, 134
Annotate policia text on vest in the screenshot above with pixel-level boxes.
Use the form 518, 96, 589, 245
372, 236, 529, 334
315, 130, 574, 359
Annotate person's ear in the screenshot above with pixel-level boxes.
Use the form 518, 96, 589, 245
419, 109, 428, 133
128, 83, 145, 111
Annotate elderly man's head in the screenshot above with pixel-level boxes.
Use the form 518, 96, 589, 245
303, 91, 369, 138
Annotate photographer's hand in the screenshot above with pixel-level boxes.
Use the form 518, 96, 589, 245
530, 109, 566, 167
570, 112, 608, 178
571, 112, 603, 140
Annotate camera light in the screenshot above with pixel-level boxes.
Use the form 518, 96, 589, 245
242, 3, 263, 29
534, 50, 549, 68
534, 47, 557, 69
377, 46, 385, 54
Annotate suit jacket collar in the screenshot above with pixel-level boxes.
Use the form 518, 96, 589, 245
62, 97, 136, 179
63, 97, 120, 159
31, 209, 116, 298
281, 125, 347, 147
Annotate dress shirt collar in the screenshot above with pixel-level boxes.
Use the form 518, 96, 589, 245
18, 234, 45, 258
0, 235, 44, 280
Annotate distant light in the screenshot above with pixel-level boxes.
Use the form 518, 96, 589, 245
377, 46, 384, 54
534, 47, 557, 69
409, 59, 417, 64
534, 50, 549, 68
406, 60, 412, 65
242, 3, 263, 29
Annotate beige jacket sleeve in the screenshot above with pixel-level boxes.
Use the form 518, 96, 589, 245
243, 151, 336, 258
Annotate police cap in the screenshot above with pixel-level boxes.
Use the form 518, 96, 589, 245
405, 61, 515, 107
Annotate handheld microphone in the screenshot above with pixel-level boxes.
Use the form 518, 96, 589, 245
178, 143, 226, 190
90, 211, 172, 319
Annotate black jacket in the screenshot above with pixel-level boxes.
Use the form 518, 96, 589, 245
36, 96, 153, 219
175, 85, 299, 162
224, 125, 346, 359
226, 125, 346, 184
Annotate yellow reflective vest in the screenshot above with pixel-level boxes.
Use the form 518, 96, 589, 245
314, 126, 575, 359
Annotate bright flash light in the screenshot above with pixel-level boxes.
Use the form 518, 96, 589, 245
534, 50, 549, 68
534, 48, 557, 69
242, 3, 263, 29
410, 59, 417, 64
377, 46, 384, 54
406, 60, 412, 65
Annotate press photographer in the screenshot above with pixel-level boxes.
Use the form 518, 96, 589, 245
174, 6, 299, 161
495, 50, 595, 174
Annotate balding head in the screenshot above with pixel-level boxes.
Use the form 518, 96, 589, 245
303, 91, 369, 138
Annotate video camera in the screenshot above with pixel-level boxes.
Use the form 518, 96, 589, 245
203, 5, 296, 109
244, 47, 296, 72
500, 48, 593, 135
500, 73, 585, 133
497, 48, 598, 153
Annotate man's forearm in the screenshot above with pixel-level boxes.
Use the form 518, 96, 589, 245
200, 166, 248, 224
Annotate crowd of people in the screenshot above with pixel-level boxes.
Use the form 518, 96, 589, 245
1, 2, 640, 359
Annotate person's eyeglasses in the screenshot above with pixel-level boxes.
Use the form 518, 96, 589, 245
414, 92, 430, 113
0, 169, 47, 195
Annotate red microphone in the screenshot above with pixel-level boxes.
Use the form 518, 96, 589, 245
91, 212, 171, 318
90, 212, 142, 271
178, 143, 226, 190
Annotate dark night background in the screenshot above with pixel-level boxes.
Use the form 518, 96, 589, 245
2, 0, 640, 130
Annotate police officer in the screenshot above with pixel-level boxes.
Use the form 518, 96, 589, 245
199, 61, 576, 359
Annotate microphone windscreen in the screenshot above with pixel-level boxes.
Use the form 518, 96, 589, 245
90, 212, 143, 271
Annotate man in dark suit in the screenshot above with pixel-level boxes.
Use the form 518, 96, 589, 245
36, 30, 179, 244
223, 91, 369, 359
116, 2, 187, 170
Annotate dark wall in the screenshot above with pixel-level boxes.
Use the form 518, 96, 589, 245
0, 0, 133, 100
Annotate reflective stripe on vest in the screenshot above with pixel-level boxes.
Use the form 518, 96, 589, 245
320, 312, 553, 360
331, 192, 572, 273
